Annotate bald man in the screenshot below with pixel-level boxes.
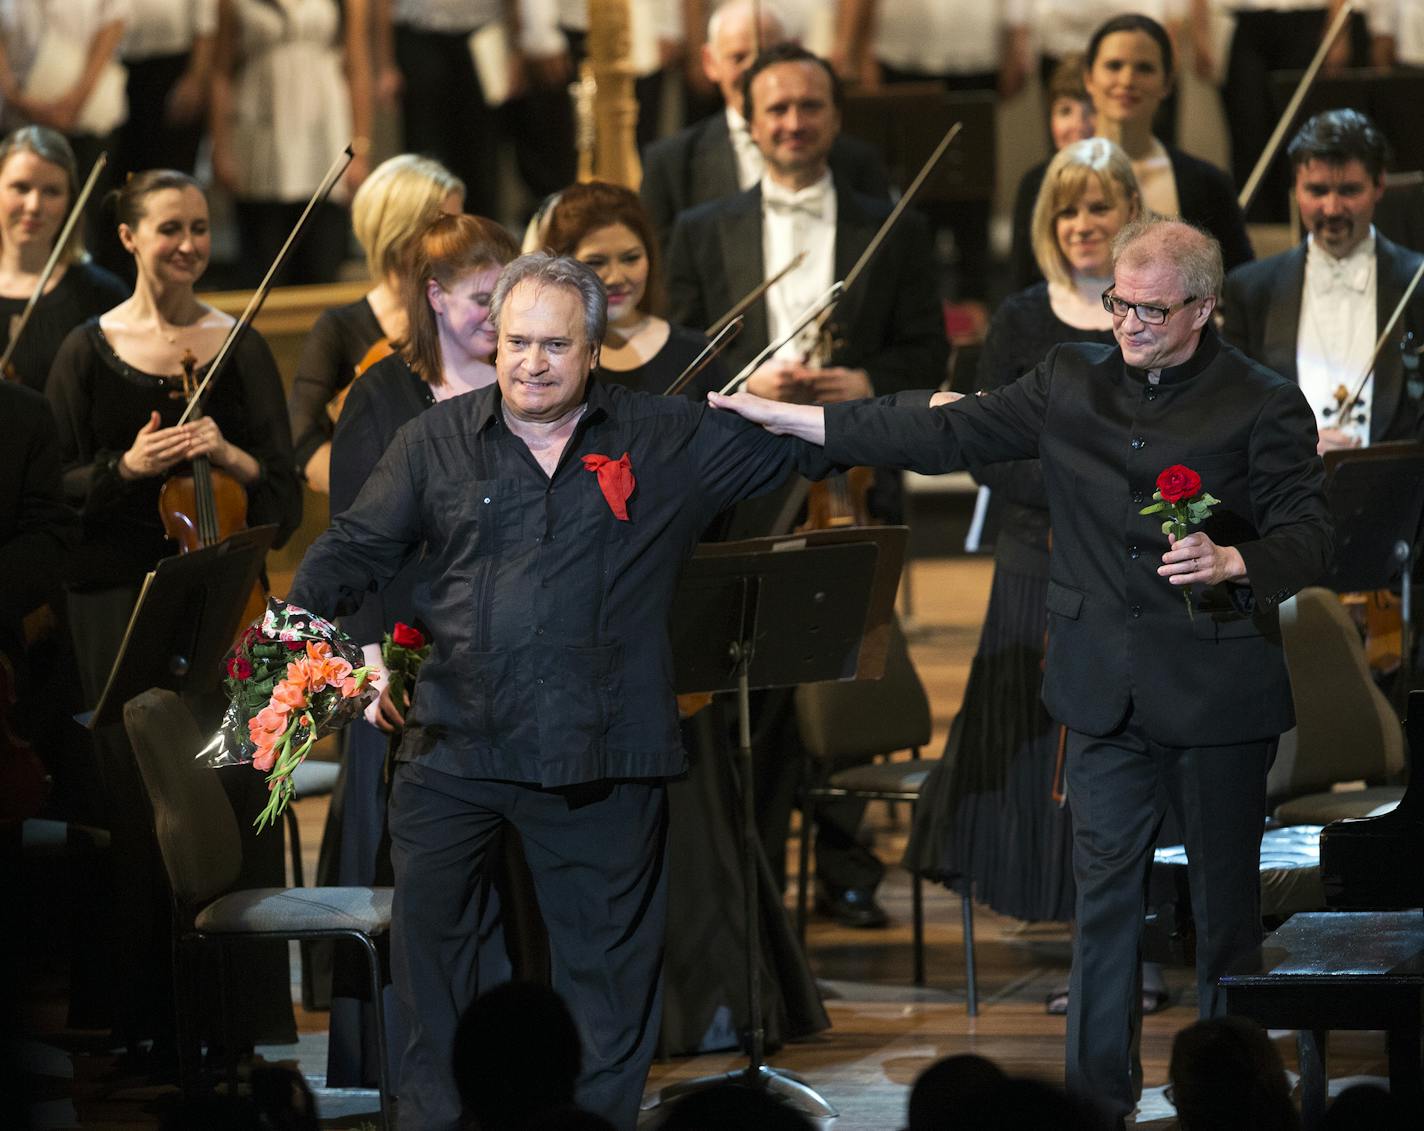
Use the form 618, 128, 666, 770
712, 218, 1333, 1127
640, 0, 888, 253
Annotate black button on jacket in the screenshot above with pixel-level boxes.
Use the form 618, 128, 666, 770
289, 380, 830, 786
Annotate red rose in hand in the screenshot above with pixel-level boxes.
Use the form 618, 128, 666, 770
1156, 464, 1203, 504
392, 622, 425, 649
227, 656, 253, 680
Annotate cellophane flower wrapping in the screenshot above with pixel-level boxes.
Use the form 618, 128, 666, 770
202, 597, 376, 830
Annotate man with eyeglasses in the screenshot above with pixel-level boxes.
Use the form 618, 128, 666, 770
709, 216, 1333, 1129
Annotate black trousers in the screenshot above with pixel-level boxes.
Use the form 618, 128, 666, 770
388, 762, 668, 1131
1063, 713, 1272, 1121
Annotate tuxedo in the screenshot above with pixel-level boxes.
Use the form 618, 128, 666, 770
665, 182, 948, 395
1222, 234, 1424, 443
823, 328, 1333, 1119
641, 113, 890, 252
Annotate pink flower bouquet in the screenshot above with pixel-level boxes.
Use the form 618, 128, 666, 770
206, 598, 376, 831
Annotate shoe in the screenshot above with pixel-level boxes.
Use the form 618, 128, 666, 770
815, 884, 889, 929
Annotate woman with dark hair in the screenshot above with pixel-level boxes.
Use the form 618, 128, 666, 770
0, 126, 126, 391
1009, 13, 1253, 289
541, 180, 725, 397
322, 210, 522, 1089
45, 167, 300, 1060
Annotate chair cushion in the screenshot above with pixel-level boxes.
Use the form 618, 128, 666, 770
1274, 787, 1403, 826
826, 759, 937, 796
1153, 824, 1325, 919
196, 886, 393, 935
291, 759, 341, 798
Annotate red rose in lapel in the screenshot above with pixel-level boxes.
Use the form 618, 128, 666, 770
582, 451, 635, 521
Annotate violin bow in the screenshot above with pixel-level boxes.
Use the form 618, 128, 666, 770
663, 315, 745, 397
719, 281, 845, 395
707, 250, 806, 338
178, 145, 354, 424
1237, 1, 1358, 215
1335, 255, 1424, 425
801, 120, 964, 356
0, 152, 108, 381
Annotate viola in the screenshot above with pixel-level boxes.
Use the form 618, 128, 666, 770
326, 334, 394, 424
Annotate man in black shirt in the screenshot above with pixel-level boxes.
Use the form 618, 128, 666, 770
288, 254, 828, 1131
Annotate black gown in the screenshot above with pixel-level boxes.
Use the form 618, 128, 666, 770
288, 296, 385, 477
621, 322, 826, 1055
904, 284, 1113, 923
46, 317, 302, 1049
0, 260, 128, 393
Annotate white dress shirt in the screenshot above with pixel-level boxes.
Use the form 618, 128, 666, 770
761, 171, 837, 362
875, 0, 1026, 75
122, 0, 216, 61
727, 106, 763, 192
1298, 230, 1378, 443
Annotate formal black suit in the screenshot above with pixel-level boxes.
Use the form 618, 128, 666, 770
641, 112, 890, 252
1009, 147, 1255, 291
1221, 234, 1424, 443
665, 182, 948, 394
823, 328, 1333, 1119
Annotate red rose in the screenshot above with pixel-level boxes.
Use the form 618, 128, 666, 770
392, 622, 425, 649
285, 639, 307, 651
1156, 465, 1202, 504
227, 656, 253, 680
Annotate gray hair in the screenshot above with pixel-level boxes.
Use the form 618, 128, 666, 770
490, 252, 607, 347
1112, 216, 1224, 300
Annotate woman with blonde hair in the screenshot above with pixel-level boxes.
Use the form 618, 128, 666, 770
907, 137, 1144, 980
0, 126, 125, 391
288, 152, 464, 492
320, 210, 521, 1089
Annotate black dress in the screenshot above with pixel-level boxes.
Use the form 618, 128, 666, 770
595, 321, 726, 398
45, 317, 302, 1050
904, 283, 1113, 923
0, 260, 128, 393
288, 296, 385, 477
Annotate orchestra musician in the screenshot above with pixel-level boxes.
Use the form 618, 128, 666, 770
0, 126, 126, 392
541, 180, 726, 397
640, 0, 889, 254
287, 153, 465, 493
1009, 14, 1253, 291
906, 136, 1139, 993
46, 168, 300, 1059
322, 211, 519, 1091
712, 217, 1334, 1126
288, 253, 833, 1130
666, 41, 946, 928
1222, 108, 1424, 452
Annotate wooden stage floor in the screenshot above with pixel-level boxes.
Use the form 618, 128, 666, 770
22, 557, 1392, 1129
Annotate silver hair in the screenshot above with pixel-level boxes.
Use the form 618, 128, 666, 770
490, 252, 607, 346
708, 0, 787, 44
1112, 216, 1224, 300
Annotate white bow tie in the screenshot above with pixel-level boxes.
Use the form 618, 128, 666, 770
1313, 250, 1371, 294
763, 182, 828, 219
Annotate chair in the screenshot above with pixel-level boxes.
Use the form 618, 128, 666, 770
1273, 588, 1407, 825
123, 688, 394, 1129
792, 620, 978, 1012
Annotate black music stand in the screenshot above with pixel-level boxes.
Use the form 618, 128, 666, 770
645, 528, 906, 1121
87, 526, 276, 728
1321, 444, 1424, 698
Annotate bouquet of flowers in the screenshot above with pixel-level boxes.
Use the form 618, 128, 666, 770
206, 598, 376, 831
1139, 464, 1219, 620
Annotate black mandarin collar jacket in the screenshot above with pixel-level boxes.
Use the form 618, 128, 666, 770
824, 328, 1334, 745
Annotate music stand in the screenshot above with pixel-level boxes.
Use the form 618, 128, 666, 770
645, 527, 907, 1121
1321, 444, 1424, 698
87, 526, 277, 728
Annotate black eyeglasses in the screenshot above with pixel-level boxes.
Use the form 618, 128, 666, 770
1101, 287, 1199, 326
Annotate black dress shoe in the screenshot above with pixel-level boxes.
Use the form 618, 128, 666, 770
815, 884, 889, 929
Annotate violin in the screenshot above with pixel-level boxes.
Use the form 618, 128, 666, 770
158, 350, 268, 633
326, 334, 394, 424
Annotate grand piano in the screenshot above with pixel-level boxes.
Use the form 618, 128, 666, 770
1320, 690, 1424, 910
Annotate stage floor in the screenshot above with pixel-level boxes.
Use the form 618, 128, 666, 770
21, 558, 1393, 1128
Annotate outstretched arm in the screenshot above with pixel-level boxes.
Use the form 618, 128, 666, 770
707, 390, 826, 444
